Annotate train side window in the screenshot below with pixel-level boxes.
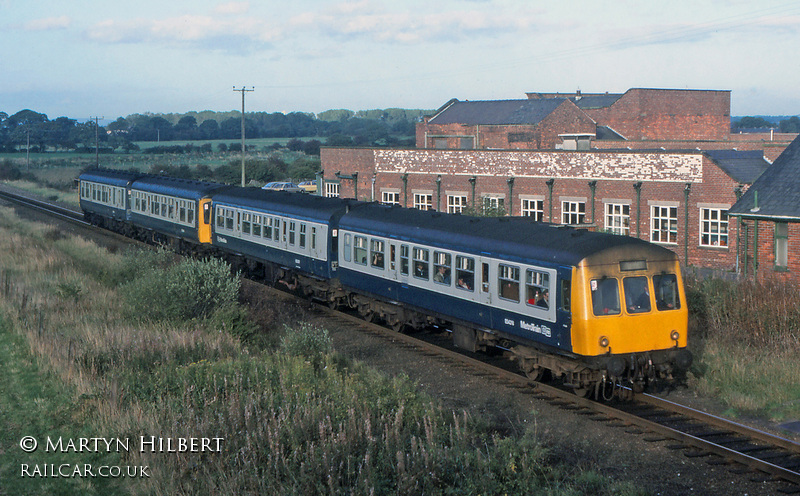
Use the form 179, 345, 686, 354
189, 203, 195, 225
433, 251, 451, 286
525, 269, 550, 308
400, 245, 409, 275
481, 263, 490, 293
179, 202, 186, 223
216, 208, 225, 228
264, 218, 272, 239
370, 239, 385, 269
343, 234, 352, 262
311, 227, 316, 251
226, 210, 234, 230
455, 256, 474, 291
624, 276, 651, 313
299, 224, 307, 249
242, 213, 251, 235
591, 278, 620, 316
252, 215, 261, 237
653, 273, 681, 310
498, 264, 520, 302
354, 235, 368, 265
390, 244, 396, 271
413, 247, 429, 280
288, 221, 296, 246
273, 218, 281, 242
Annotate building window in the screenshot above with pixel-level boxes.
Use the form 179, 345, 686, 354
325, 182, 340, 198
605, 203, 630, 235
414, 193, 432, 211
447, 195, 468, 214
562, 200, 586, 225
699, 208, 728, 247
521, 198, 544, 221
482, 195, 505, 216
382, 191, 400, 205
651, 205, 678, 244
433, 138, 447, 149
775, 223, 789, 270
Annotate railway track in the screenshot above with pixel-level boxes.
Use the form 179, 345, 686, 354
4, 186, 800, 493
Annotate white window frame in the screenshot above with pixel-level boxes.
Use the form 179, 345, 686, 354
520, 196, 544, 221
447, 194, 468, 214
604, 201, 631, 235
414, 193, 433, 211
381, 190, 400, 205
699, 206, 729, 248
561, 199, 586, 225
650, 203, 678, 245
324, 182, 340, 198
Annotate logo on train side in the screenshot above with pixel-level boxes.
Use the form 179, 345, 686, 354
506, 318, 551, 338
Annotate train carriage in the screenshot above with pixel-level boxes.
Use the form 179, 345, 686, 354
209, 188, 359, 298
78, 169, 144, 231
337, 204, 690, 392
128, 176, 229, 246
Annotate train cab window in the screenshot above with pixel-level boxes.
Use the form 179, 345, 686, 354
455, 256, 474, 291
498, 264, 520, 302
653, 273, 681, 311
413, 247, 429, 280
370, 239, 385, 269
525, 269, 550, 308
354, 236, 368, 265
433, 252, 451, 286
252, 215, 261, 237
299, 224, 307, 249
624, 276, 651, 313
343, 234, 352, 262
591, 278, 621, 316
400, 245, 409, 275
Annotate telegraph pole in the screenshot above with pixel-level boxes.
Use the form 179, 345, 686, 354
91, 116, 103, 168
233, 86, 254, 186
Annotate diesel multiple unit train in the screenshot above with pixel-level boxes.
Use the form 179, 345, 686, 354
79, 169, 692, 397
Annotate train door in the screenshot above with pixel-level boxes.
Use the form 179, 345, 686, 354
198, 198, 213, 244
478, 259, 492, 305
388, 243, 399, 280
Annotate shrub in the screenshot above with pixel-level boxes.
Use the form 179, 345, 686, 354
123, 256, 239, 323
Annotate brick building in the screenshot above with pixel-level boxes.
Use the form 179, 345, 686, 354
417, 88, 795, 158
320, 147, 769, 272
729, 134, 800, 282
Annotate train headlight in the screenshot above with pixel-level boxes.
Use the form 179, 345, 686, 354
599, 336, 610, 348
670, 330, 680, 342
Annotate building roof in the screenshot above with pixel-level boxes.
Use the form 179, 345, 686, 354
728, 134, 800, 220
427, 99, 567, 126
703, 149, 770, 184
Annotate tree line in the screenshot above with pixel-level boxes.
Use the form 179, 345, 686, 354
731, 115, 800, 133
0, 108, 429, 153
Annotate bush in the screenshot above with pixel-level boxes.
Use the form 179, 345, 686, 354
123, 256, 240, 323
280, 323, 332, 372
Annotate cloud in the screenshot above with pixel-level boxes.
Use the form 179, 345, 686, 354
24, 16, 71, 31
81, 2, 542, 53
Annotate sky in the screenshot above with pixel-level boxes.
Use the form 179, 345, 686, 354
2, 0, 800, 121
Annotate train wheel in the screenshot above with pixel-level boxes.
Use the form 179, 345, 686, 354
525, 367, 545, 382
571, 386, 593, 398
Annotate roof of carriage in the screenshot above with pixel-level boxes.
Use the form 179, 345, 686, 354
211, 187, 361, 222
131, 175, 231, 200
79, 168, 145, 188
339, 202, 675, 267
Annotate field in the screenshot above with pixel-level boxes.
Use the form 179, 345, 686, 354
0, 206, 641, 495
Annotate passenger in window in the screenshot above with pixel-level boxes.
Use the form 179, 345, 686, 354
434, 266, 450, 285
457, 277, 472, 290
536, 290, 549, 309
528, 289, 540, 306
372, 252, 384, 268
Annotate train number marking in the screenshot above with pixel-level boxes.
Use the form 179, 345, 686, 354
506, 317, 552, 338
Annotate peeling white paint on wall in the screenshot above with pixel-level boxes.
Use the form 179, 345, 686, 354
374, 149, 703, 183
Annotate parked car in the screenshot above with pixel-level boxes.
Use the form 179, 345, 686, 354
261, 181, 304, 193
298, 180, 318, 193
